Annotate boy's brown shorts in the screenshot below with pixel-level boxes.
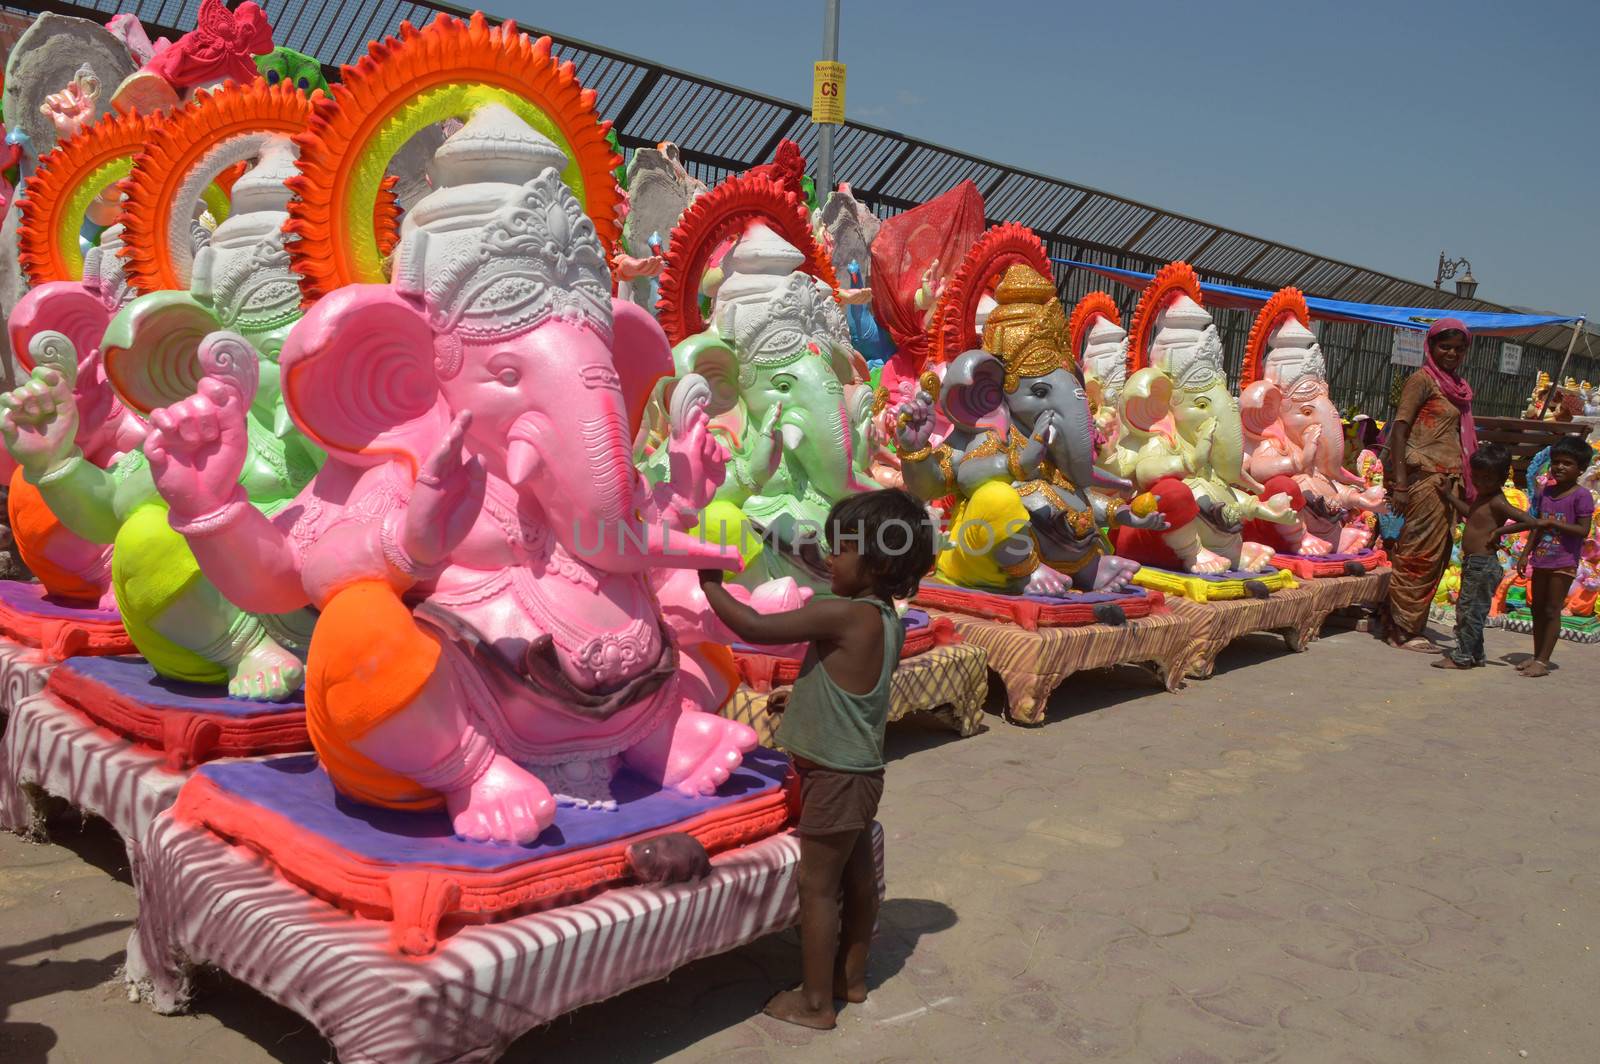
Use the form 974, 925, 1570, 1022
792, 757, 884, 837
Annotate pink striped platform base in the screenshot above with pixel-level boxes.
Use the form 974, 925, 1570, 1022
0, 637, 55, 720
0, 689, 188, 847
127, 813, 884, 1064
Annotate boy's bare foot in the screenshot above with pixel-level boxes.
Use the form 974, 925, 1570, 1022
1431, 657, 1471, 670
1522, 660, 1551, 677
764, 988, 836, 1029
833, 974, 869, 1003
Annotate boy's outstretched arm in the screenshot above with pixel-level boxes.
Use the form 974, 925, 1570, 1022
1533, 506, 1590, 538
1436, 479, 1470, 516
1492, 496, 1542, 529
1487, 497, 1538, 542
697, 569, 855, 646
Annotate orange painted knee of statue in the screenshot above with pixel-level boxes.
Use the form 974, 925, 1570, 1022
8, 468, 109, 603
304, 579, 445, 811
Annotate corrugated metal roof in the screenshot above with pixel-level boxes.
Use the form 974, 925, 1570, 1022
5, 0, 1593, 379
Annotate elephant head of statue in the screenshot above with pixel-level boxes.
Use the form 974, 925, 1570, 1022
650, 172, 875, 529
1238, 287, 1346, 480
937, 264, 1102, 492
1121, 262, 1247, 486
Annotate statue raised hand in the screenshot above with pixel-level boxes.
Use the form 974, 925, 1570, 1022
403, 411, 486, 569
40, 66, 100, 141
143, 338, 255, 523
0, 332, 82, 480
891, 389, 936, 453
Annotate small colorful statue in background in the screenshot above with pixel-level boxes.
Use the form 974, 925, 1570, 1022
255, 47, 328, 95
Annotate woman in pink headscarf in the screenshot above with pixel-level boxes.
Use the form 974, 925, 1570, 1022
1381, 318, 1478, 650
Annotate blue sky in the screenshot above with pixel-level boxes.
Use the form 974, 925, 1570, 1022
502, 0, 1597, 317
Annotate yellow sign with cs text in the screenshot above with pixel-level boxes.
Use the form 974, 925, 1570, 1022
812, 61, 846, 124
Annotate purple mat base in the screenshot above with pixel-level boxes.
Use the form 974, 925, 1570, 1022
920, 579, 1149, 604
194, 746, 791, 872
57, 655, 305, 718
0, 579, 118, 621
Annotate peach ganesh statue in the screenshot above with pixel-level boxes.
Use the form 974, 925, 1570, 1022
137, 44, 780, 845
1238, 288, 1386, 554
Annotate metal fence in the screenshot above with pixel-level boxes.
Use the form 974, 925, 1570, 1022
6, 0, 1596, 417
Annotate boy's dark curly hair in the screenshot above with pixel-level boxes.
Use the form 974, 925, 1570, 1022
1469, 441, 1511, 484
1550, 434, 1593, 468
826, 488, 936, 601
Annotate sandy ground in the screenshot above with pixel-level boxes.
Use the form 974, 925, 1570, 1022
1, 621, 1597, 1063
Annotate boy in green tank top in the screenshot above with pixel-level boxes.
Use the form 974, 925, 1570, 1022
699, 488, 935, 1030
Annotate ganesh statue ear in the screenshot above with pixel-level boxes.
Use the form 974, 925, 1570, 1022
941, 348, 1006, 432
611, 298, 674, 442
280, 285, 449, 473
1239, 379, 1283, 441
1120, 366, 1174, 433
7, 282, 112, 376
101, 290, 222, 415
673, 331, 740, 419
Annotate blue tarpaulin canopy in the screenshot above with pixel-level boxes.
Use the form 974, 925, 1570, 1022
1053, 258, 1584, 336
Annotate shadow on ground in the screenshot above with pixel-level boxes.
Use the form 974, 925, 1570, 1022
0, 920, 131, 1064
500, 896, 957, 1062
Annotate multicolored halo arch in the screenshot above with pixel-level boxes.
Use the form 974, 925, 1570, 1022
1069, 291, 1122, 365
117, 80, 321, 296
285, 12, 623, 303
17, 108, 168, 285
654, 171, 838, 347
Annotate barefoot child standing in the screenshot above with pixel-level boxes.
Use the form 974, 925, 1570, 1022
1518, 436, 1596, 676
1433, 443, 1538, 670
697, 489, 935, 1030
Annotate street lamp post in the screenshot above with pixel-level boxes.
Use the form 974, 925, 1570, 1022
1434, 252, 1479, 300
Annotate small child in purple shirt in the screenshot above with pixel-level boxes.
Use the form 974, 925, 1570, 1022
1519, 436, 1597, 677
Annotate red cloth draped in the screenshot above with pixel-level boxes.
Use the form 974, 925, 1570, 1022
870, 181, 986, 392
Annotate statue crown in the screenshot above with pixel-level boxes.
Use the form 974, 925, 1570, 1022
982, 265, 1072, 389
193, 137, 302, 334
712, 223, 851, 382
1263, 317, 1327, 401
393, 104, 612, 346
1150, 294, 1224, 390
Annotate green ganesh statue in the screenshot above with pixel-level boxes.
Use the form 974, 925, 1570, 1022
0, 83, 322, 697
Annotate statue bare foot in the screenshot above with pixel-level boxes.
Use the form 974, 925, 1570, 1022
1090, 556, 1140, 592
1338, 526, 1373, 553
445, 754, 557, 845
1190, 547, 1231, 574
1239, 542, 1276, 571
1024, 566, 1069, 596
227, 636, 304, 700
626, 708, 758, 797
1298, 533, 1332, 556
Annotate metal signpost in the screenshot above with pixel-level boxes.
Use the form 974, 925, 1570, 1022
813, 0, 844, 195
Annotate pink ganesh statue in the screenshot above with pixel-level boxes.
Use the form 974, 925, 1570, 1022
139, 105, 786, 845
1239, 289, 1385, 554
3, 225, 147, 606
